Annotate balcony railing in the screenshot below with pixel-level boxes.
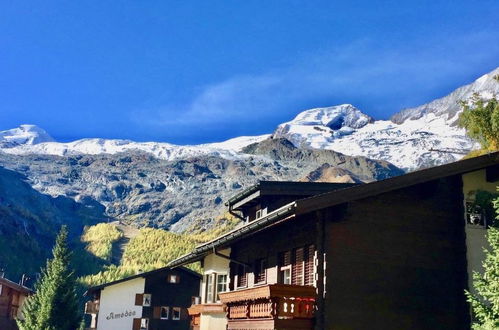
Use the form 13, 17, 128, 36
84, 300, 99, 314
219, 284, 315, 330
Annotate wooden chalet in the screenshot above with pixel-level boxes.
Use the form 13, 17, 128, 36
0, 275, 32, 330
169, 152, 499, 330
84, 266, 201, 330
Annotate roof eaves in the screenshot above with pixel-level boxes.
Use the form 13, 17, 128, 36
84, 265, 200, 296
225, 182, 261, 207
0, 277, 33, 294
168, 201, 297, 268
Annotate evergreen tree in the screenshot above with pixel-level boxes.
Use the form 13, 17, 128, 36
459, 75, 499, 152
17, 226, 82, 330
466, 195, 499, 329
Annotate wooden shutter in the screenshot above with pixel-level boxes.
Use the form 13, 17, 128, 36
135, 293, 144, 306
132, 318, 141, 330
281, 251, 291, 267
181, 307, 189, 320
153, 306, 161, 319
292, 247, 304, 285
255, 259, 267, 283
237, 265, 247, 287
305, 245, 315, 286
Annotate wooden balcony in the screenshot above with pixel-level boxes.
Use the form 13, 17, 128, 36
84, 300, 99, 314
219, 284, 316, 330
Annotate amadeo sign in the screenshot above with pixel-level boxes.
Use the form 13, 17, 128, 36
97, 277, 145, 330
105, 310, 137, 320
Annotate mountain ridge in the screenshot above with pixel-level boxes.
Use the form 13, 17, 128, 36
2, 67, 497, 170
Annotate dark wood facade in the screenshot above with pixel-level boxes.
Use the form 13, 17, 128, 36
216, 177, 470, 329
142, 267, 200, 330
170, 153, 499, 330
320, 176, 469, 329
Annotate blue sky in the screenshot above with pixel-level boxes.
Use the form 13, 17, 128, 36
1, 1, 499, 144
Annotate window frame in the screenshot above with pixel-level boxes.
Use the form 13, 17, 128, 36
172, 307, 181, 320
205, 273, 215, 303
142, 294, 152, 307
160, 306, 169, 320
140, 318, 149, 330
168, 274, 180, 284
216, 274, 227, 301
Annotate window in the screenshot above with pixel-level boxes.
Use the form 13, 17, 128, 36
160, 306, 169, 320
172, 307, 181, 320
236, 265, 247, 288
279, 251, 292, 284
135, 293, 152, 306
466, 201, 487, 227
168, 274, 180, 283
279, 245, 315, 286
205, 274, 214, 303
140, 318, 149, 330
254, 258, 267, 284
143, 294, 151, 307
216, 274, 227, 300
256, 209, 262, 219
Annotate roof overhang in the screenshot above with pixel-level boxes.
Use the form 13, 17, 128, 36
168, 202, 297, 268
0, 277, 33, 294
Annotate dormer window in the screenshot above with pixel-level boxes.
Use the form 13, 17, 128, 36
256, 209, 262, 219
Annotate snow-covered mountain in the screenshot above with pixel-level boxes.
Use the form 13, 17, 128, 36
273, 104, 476, 170
1, 67, 498, 170
0, 124, 55, 147
274, 67, 499, 169
0, 128, 270, 161
391, 67, 499, 124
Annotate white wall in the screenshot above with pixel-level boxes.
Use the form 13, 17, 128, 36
198, 249, 230, 330
200, 248, 230, 303
97, 277, 145, 330
200, 313, 227, 330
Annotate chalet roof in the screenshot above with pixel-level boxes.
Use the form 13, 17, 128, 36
168, 151, 499, 268
226, 181, 357, 210
84, 265, 201, 296
0, 276, 33, 294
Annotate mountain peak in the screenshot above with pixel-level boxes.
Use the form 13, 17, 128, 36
0, 124, 55, 146
272, 104, 374, 150
289, 104, 373, 130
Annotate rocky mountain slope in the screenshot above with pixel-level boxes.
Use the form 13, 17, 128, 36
0, 166, 105, 279
0, 142, 402, 232
0, 66, 497, 235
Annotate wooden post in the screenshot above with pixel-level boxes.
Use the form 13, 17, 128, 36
315, 210, 326, 330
